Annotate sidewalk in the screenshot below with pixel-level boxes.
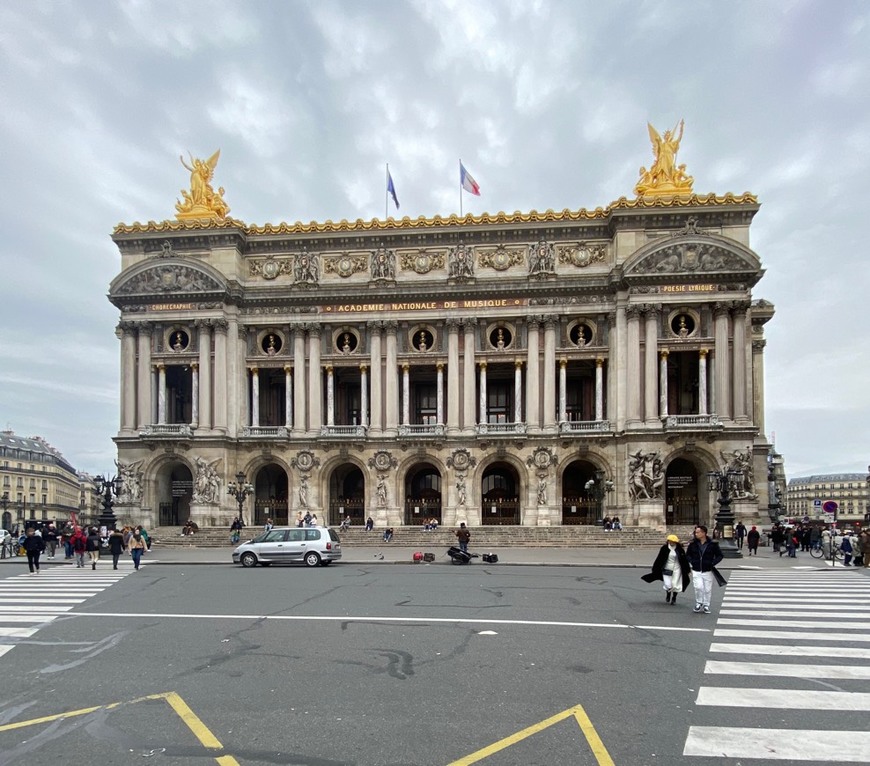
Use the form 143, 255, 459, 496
2, 544, 855, 570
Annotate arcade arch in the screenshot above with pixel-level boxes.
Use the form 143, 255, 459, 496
560, 459, 604, 525
155, 461, 193, 527
328, 463, 366, 525
481, 462, 520, 525
665, 457, 701, 526
253, 463, 288, 526
404, 463, 442, 525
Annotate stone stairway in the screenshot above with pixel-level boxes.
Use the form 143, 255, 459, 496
150, 525, 673, 549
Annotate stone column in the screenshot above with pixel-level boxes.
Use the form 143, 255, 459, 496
644, 307, 659, 424
543, 316, 557, 431
752, 339, 766, 434
698, 349, 708, 415
714, 303, 731, 419
402, 363, 410, 425
191, 362, 199, 427
558, 359, 567, 422
325, 364, 334, 426
307, 325, 322, 434
659, 350, 669, 419
118, 322, 137, 434
612, 308, 624, 429
732, 304, 748, 422
463, 320, 476, 432
515, 360, 524, 424
595, 358, 605, 422
197, 321, 212, 431
227, 316, 240, 438
213, 319, 228, 432
293, 326, 306, 435
151, 367, 158, 425
156, 363, 166, 424
526, 317, 541, 431
360, 364, 369, 427
369, 324, 383, 434
284, 365, 293, 429
626, 306, 642, 425
384, 322, 398, 434
478, 361, 487, 425
250, 367, 259, 426
436, 362, 444, 425
446, 321, 460, 433
136, 323, 152, 429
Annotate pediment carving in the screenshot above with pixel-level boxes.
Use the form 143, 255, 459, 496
115, 264, 224, 295
627, 238, 756, 276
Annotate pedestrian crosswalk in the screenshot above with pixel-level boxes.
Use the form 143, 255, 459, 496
0, 560, 142, 659
684, 570, 870, 762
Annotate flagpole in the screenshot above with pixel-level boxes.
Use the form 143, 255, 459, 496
385, 163, 389, 220
459, 159, 463, 217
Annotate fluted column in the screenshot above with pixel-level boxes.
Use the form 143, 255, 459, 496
191, 362, 199, 427
714, 304, 731, 419
515, 360, 524, 423
360, 364, 369, 427
384, 322, 398, 434
156, 363, 166, 424
595, 358, 604, 421
446, 321, 460, 433
227, 316, 240, 437
369, 324, 383, 434
526, 318, 540, 430
402, 363, 410, 425
732, 304, 748, 422
292, 327, 306, 435
752, 339, 765, 433
462, 320, 476, 432
626, 306, 642, 425
478, 361, 487, 425
307, 325, 322, 433
197, 321, 212, 430
118, 323, 137, 434
326, 364, 334, 426
213, 319, 228, 432
250, 367, 260, 426
558, 359, 567, 422
136, 323, 152, 429
543, 317, 557, 430
284, 365, 293, 429
698, 349, 708, 415
644, 308, 659, 424
659, 350, 669, 419
436, 362, 444, 425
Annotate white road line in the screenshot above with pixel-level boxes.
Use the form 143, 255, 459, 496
720, 610, 870, 619
0, 627, 39, 638
697, 686, 870, 710
714, 628, 870, 642
722, 599, 869, 608
0, 605, 74, 612
704, 660, 870, 679
717, 617, 870, 629
684, 727, 870, 761
0, 646, 13, 659
0, 598, 87, 604
0, 616, 57, 623
710, 642, 870, 658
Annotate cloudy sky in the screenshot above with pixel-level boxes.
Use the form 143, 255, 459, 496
1, 0, 868, 479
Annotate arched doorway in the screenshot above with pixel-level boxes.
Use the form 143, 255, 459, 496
561, 460, 601, 525
404, 464, 442, 525
254, 464, 288, 526
156, 462, 193, 527
481, 462, 520, 525
665, 458, 700, 526
329, 464, 365, 525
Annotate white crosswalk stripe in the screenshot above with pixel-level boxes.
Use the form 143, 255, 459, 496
684, 570, 870, 761
0, 559, 147, 658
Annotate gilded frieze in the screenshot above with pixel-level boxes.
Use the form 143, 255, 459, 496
249, 257, 292, 280
558, 243, 607, 268
323, 253, 368, 278
478, 244, 525, 271
399, 250, 445, 274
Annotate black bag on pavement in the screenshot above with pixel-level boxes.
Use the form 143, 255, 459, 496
447, 546, 472, 564
482, 553, 498, 563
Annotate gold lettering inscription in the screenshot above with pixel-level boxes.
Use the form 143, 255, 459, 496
149, 303, 195, 311
661, 284, 715, 293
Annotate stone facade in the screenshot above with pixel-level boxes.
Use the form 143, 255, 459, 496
108, 195, 775, 530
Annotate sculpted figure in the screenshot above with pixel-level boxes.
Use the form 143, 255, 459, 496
537, 476, 548, 505
455, 475, 467, 507
628, 450, 664, 502
298, 475, 309, 509
115, 459, 143, 504
376, 475, 388, 507
176, 150, 230, 219
635, 120, 694, 197
529, 238, 555, 275
192, 457, 221, 504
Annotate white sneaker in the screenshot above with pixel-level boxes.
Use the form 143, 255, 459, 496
693, 604, 702, 613
703, 606, 711, 614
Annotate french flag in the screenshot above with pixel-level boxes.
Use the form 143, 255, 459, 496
460, 161, 481, 196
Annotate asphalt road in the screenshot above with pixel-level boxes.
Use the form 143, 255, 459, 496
1, 560, 868, 766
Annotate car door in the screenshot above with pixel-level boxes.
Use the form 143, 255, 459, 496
256, 529, 289, 562
284, 528, 306, 562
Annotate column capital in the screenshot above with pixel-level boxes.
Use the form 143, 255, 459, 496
478, 361, 487, 370
194, 319, 212, 330
461, 318, 477, 332
558, 358, 567, 369
659, 349, 669, 359
284, 364, 293, 373
713, 302, 732, 318
401, 362, 410, 372
116, 320, 138, 335
366, 320, 384, 332
436, 362, 444, 371
596, 357, 604, 367
325, 363, 333, 373
135, 320, 154, 334
517, 359, 525, 369
752, 339, 766, 351
526, 315, 541, 330
191, 362, 199, 371
641, 304, 661, 318
699, 348, 709, 357
153, 362, 165, 372
383, 320, 398, 334
625, 305, 643, 320
445, 318, 462, 331
731, 299, 751, 314
543, 314, 558, 330
306, 322, 322, 337
212, 318, 229, 334
359, 363, 368, 372
249, 365, 259, 374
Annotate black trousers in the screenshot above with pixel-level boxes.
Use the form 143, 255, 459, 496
26, 550, 41, 572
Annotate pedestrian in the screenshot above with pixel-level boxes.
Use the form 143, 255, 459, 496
840, 532, 854, 566
230, 516, 242, 544
129, 528, 146, 570
264, 517, 273, 532
62, 524, 74, 559
860, 530, 870, 569
746, 525, 760, 556
686, 525, 725, 614
310, 513, 318, 526
296, 511, 304, 528
734, 521, 746, 550
365, 516, 374, 532
642, 534, 689, 605
455, 522, 471, 554
137, 525, 152, 551
42, 524, 59, 560
785, 528, 798, 558
71, 526, 87, 568
108, 527, 126, 570
86, 527, 102, 570
22, 528, 45, 575
303, 511, 312, 527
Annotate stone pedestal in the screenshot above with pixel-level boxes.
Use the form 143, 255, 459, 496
113, 503, 142, 529
189, 503, 220, 528
533, 506, 553, 526
635, 499, 666, 531
732, 497, 762, 526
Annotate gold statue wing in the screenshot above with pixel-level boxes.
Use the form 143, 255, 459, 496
205, 149, 221, 172
647, 122, 662, 151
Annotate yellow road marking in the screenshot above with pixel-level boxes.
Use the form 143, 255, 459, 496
447, 703, 615, 766
0, 691, 240, 766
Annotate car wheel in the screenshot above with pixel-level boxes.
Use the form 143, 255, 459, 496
240, 552, 258, 568
304, 551, 321, 567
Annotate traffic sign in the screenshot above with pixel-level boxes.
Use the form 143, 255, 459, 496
813, 499, 822, 508
823, 500, 838, 514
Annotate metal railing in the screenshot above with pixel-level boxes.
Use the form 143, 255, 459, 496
398, 423, 446, 437
320, 424, 369, 438
664, 414, 721, 428
139, 424, 193, 437
476, 422, 527, 435
241, 426, 289, 438
559, 420, 611, 433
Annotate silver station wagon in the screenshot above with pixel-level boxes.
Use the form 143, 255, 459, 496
232, 526, 342, 568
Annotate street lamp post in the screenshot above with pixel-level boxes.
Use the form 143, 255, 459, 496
94, 473, 123, 530
707, 469, 743, 558
585, 470, 615, 524
227, 471, 254, 526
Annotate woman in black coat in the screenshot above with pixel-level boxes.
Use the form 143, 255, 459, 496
642, 534, 690, 605
107, 528, 126, 570
22, 528, 46, 575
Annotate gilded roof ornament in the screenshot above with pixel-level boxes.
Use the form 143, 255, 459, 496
175, 150, 231, 221
635, 120, 694, 199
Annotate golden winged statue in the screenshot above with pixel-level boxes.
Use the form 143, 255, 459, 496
175, 149, 231, 220
635, 120, 694, 198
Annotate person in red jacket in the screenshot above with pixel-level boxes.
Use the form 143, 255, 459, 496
70, 527, 88, 568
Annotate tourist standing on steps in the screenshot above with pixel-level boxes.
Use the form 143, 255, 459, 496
22, 528, 45, 575
686, 525, 725, 614
642, 534, 689, 605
